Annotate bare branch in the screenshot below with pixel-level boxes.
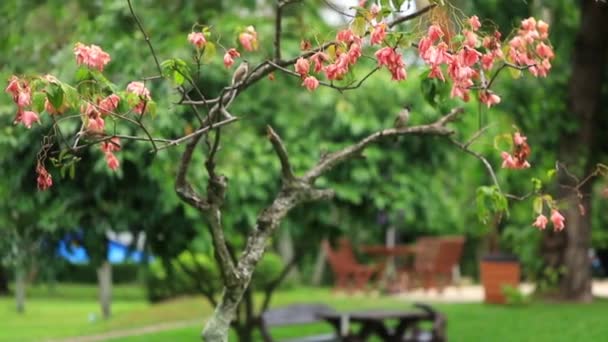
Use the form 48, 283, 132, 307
304, 107, 464, 182
267, 126, 296, 182
127, 0, 162, 75
449, 137, 502, 193
174, 134, 209, 211
388, 4, 437, 28
156, 117, 238, 151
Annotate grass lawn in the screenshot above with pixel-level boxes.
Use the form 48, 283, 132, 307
2, 284, 608, 341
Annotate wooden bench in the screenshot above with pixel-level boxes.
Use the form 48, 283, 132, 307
259, 304, 340, 342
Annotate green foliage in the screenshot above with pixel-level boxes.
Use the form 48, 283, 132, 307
476, 186, 508, 225
501, 285, 530, 306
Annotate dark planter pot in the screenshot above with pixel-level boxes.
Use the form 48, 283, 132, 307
480, 253, 520, 304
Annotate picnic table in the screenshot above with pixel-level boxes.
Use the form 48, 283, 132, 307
316, 308, 436, 341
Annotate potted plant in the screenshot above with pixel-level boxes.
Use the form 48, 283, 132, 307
477, 190, 521, 304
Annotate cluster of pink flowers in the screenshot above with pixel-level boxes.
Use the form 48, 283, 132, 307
5, 76, 39, 128
508, 17, 554, 77
82, 93, 120, 133
239, 26, 258, 51
36, 162, 53, 191
187, 32, 207, 49
501, 132, 531, 169
533, 209, 565, 231
370, 22, 387, 45
375, 47, 407, 81
126, 81, 151, 115
100, 137, 121, 171
295, 57, 319, 91
223, 48, 240, 68
74, 43, 111, 71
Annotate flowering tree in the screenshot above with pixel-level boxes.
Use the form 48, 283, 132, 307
3, 0, 580, 339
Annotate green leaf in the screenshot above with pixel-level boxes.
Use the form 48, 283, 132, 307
394, 0, 405, 10
351, 16, 367, 37
202, 42, 216, 63
62, 84, 80, 107
531, 177, 542, 192
494, 133, 513, 151
533, 196, 543, 214
32, 92, 46, 113
546, 169, 556, 180
47, 83, 64, 110
75, 67, 91, 82
146, 100, 157, 117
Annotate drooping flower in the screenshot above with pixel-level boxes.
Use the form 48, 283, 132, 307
336, 29, 356, 43
469, 15, 481, 31
479, 90, 501, 108
536, 42, 554, 59
375, 47, 407, 81
187, 32, 207, 49
126, 81, 151, 115
537, 20, 549, 39
302, 76, 319, 91
239, 26, 258, 51
295, 57, 310, 77
532, 214, 548, 230
105, 152, 120, 171
99, 94, 120, 115
513, 132, 527, 146
100, 138, 121, 154
300, 40, 312, 51
74, 43, 111, 71
36, 163, 53, 191
370, 22, 387, 45
310, 52, 328, 73
550, 209, 565, 231
427, 25, 444, 41
44, 98, 66, 115
17, 90, 31, 107
223, 48, 240, 68
15, 110, 40, 129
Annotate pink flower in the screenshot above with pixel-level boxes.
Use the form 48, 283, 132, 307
87, 116, 105, 132
469, 15, 481, 31
551, 209, 565, 231
5, 76, 20, 96
479, 90, 501, 108
99, 94, 120, 115
310, 52, 328, 73
36, 163, 53, 191
302, 76, 319, 91
461, 46, 481, 66
16, 110, 40, 128
521, 17, 537, 32
537, 20, 549, 39
375, 47, 407, 81
74, 43, 111, 71
187, 32, 206, 49
336, 29, 356, 43
223, 48, 240, 68
481, 53, 495, 70
532, 214, 548, 230
127, 81, 150, 98
101, 137, 121, 153
536, 42, 554, 59
463, 30, 478, 48
370, 3, 381, 17
239, 26, 258, 51
17, 91, 31, 107
501, 151, 518, 169
428, 25, 444, 41
295, 57, 310, 77
347, 43, 362, 65
105, 152, 120, 171
513, 132, 527, 146
370, 22, 387, 45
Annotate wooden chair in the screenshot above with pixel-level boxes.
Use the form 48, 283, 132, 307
322, 238, 381, 292
400, 236, 465, 293
259, 304, 339, 342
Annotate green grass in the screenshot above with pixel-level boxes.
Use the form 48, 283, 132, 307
2, 285, 608, 341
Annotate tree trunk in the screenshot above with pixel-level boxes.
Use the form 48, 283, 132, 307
544, 0, 608, 301
15, 267, 26, 313
311, 243, 327, 286
97, 261, 112, 319
0, 265, 9, 296
277, 226, 299, 281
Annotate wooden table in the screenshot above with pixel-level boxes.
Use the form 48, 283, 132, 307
316, 309, 432, 341
361, 244, 418, 293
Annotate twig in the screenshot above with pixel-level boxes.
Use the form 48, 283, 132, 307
127, 0, 162, 75
449, 138, 502, 193
267, 126, 296, 182
156, 116, 239, 151
388, 4, 437, 28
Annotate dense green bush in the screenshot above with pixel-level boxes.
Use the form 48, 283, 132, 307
146, 251, 284, 302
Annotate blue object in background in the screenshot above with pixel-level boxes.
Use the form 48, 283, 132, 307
57, 239, 150, 264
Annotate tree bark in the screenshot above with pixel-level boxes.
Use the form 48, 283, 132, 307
0, 265, 9, 296
97, 261, 112, 319
15, 267, 26, 313
544, 0, 608, 301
